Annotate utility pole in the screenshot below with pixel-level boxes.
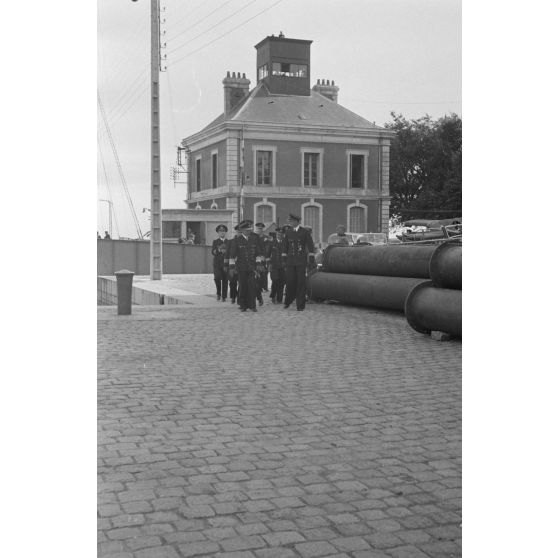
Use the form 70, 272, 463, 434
149, 0, 163, 279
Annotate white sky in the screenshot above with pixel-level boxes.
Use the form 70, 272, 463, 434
97, 0, 461, 238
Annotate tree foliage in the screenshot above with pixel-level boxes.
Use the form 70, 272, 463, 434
385, 112, 462, 218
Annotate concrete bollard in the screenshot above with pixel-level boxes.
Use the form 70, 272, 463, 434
115, 269, 135, 315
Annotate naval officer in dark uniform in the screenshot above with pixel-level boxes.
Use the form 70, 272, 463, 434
211, 224, 229, 301
281, 213, 315, 311
228, 220, 265, 312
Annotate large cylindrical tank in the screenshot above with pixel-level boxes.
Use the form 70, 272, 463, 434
307, 271, 429, 312
405, 281, 462, 337
429, 241, 462, 290
321, 244, 437, 278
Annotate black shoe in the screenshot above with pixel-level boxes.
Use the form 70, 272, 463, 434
216, 295, 221, 301
297, 307, 305, 311
251, 308, 257, 312
221, 298, 227, 302
284, 303, 290, 309
231, 298, 236, 304
258, 299, 263, 306
240, 308, 247, 312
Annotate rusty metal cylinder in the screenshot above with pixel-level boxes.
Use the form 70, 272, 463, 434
405, 281, 462, 337
321, 244, 437, 278
307, 271, 429, 311
429, 241, 462, 290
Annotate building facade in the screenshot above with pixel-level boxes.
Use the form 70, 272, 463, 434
178, 34, 394, 246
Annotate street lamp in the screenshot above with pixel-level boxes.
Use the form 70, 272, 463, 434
99, 199, 114, 238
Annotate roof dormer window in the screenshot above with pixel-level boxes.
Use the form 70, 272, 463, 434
272, 62, 307, 78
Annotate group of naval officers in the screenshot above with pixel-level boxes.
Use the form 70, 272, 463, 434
211, 213, 316, 312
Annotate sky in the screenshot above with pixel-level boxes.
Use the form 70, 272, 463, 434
97, 0, 461, 238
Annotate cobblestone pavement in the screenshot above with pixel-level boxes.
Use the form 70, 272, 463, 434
98, 296, 462, 558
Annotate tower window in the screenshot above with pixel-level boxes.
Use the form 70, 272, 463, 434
272, 62, 307, 77
258, 64, 268, 81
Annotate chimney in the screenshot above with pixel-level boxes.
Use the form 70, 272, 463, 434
312, 79, 339, 103
222, 71, 250, 116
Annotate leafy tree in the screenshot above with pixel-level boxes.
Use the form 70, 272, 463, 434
385, 112, 462, 219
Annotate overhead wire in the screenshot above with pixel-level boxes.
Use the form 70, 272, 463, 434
166, 0, 237, 42
97, 132, 121, 238
168, 0, 286, 67
166, 0, 259, 56
98, 91, 143, 238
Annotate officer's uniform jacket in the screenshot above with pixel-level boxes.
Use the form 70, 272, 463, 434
211, 238, 228, 273
229, 232, 264, 272
269, 238, 284, 270
282, 227, 315, 266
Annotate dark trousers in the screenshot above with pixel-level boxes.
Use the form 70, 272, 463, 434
213, 269, 228, 299
270, 268, 286, 302
229, 274, 238, 301
285, 264, 307, 309
238, 270, 257, 310
258, 270, 268, 291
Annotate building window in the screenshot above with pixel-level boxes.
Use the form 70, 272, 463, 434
350, 155, 364, 188
195, 156, 201, 192
303, 205, 319, 233
252, 145, 277, 187
349, 205, 366, 233
302, 200, 323, 245
256, 204, 273, 224
258, 64, 268, 80
304, 153, 318, 187
254, 199, 276, 227
300, 148, 324, 188
163, 221, 181, 238
346, 150, 369, 189
211, 151, 218, 189
272, 62, 307, 77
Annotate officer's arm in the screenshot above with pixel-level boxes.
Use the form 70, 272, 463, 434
211, 240, 218, 256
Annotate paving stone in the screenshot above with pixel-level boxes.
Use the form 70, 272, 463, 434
387, 546, 431, 558
98, 297, 461, 558
295, 540, 338, 557
330, 536, 371, 551
177, 540, 220, 556
220, 535, 267, 551
134, 546, 180, 558
262, 530, 306, 546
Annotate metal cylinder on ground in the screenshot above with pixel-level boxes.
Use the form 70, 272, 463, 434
115, 269, 135, 315
405, 280, 462, 337
321, 244, 437, 278
429, 241, 462, 290
307, 271, 429, 312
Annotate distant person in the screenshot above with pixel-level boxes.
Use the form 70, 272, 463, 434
104, 231, 111, 239
333, 225, 349, 245
97, 232, 101, 239
211, 225, 229, 302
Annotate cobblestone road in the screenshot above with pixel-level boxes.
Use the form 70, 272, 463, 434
98, 297, 461, 558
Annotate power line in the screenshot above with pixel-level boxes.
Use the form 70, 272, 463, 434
109, 83, 149, 127
97, 133, 121, 238
167, 0, 259, 56
166, 0, 237, 42
97, 91, 143, 239
168, 0, 285, 67
107, 66, 149, 123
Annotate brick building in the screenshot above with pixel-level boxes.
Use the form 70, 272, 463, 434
176, 33, 394, 246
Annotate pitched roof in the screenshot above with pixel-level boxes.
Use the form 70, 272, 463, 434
198, 82, 379, 134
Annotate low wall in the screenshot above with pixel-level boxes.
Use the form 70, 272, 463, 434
97, 239, 213, 276
97, 276, 167, 305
